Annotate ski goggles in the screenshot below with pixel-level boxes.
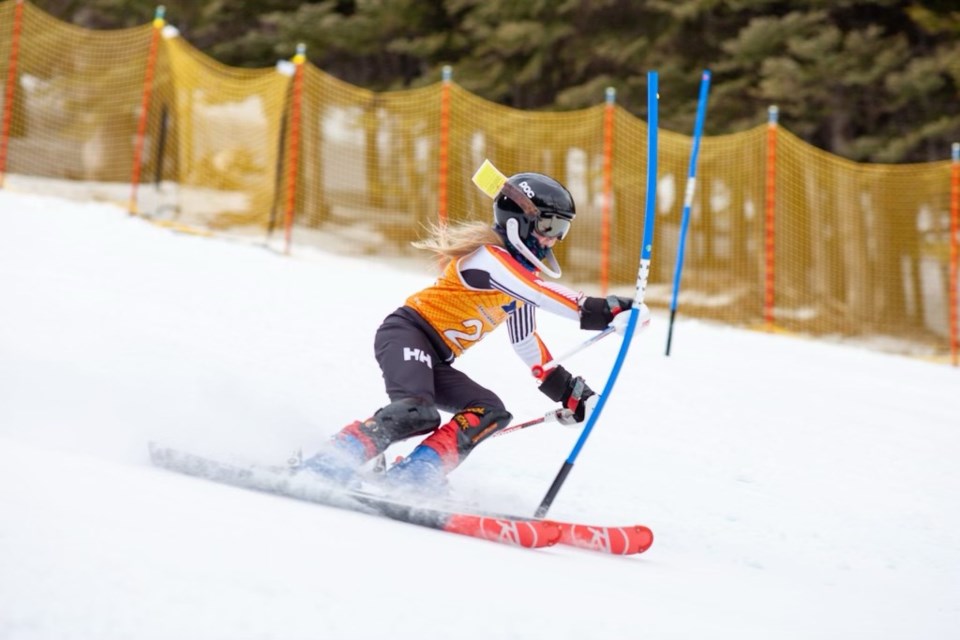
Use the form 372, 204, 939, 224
534, 215, 572, 240
499, 181, 573, 241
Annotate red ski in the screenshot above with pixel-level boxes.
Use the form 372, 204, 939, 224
553, 521, 653, 555
148, 443, 649, 553
443, 514, 561, 548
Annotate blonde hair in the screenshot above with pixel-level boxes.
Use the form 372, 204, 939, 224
412, 220, 505, 268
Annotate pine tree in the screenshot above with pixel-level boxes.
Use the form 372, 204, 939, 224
23, 0, 960, 162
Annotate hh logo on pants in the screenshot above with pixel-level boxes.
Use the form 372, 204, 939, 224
403, 347, 432, 368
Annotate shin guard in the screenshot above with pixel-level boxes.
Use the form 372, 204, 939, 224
415, 406, 513, 473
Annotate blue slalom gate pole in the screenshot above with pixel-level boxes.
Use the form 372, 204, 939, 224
535, 71, 659, 519
665, 70, 712, 356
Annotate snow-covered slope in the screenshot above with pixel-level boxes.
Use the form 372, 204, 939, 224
1, 191, 958, 639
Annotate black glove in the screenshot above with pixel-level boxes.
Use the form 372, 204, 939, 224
538, 365, 596, 422
580, 295, 633, 330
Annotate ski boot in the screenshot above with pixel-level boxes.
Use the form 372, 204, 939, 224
298, 399, 443, 486
298, 421, 372, 485
383, 407, 512, 495
384, 444, 449, 495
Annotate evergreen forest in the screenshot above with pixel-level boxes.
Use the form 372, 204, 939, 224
32, 0, 960, 163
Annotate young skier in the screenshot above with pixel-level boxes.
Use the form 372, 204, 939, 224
301, 169, 646, 489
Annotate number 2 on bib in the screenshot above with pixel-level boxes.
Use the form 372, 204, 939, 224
444, 318, 486, 350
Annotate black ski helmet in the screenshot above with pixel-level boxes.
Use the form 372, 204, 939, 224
493, 173, 576, 242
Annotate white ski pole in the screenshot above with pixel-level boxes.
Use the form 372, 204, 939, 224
493, 407, 575, 439
530, 326, 617, 379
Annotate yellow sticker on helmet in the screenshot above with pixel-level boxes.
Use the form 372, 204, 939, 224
471, 159, 508, 199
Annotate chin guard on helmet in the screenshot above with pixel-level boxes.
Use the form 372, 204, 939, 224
501, 216, 564, 277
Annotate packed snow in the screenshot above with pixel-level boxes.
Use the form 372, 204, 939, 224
1, 190, 958, 639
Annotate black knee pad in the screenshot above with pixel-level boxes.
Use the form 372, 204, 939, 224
367, 398, 442, 449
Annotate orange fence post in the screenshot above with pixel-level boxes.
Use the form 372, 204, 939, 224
283, 43, 306, 255
764, 105, 779, 329
950, 142, 959, 367
600, 87, 615, 296
128, 6, 165, 215
437, 65, 452, 224
0, 0, 25, 190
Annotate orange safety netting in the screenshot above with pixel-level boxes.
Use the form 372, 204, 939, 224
0, 2, 154, 184
1, 0, 957, 359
